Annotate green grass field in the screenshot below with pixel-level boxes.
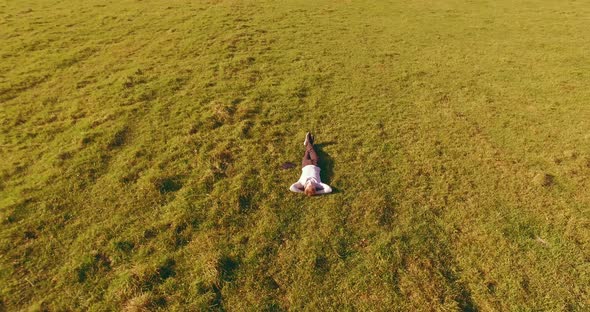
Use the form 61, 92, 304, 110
1, 0, 589, 310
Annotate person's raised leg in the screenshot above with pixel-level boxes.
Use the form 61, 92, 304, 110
302, 148, 313, 167
306, 144, 319, 166
301, 133, 318, 167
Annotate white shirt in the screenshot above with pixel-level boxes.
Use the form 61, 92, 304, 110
289, 165, 333, 194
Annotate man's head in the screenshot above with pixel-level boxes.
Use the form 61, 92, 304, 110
304, 182, 316, 196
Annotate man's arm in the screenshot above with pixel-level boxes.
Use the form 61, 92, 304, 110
290, 182, 304, 193
316, 183, 332, 194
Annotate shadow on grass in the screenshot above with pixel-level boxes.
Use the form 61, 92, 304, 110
314, 142, 338, 192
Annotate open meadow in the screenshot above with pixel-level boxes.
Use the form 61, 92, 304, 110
1, 0, 589, 310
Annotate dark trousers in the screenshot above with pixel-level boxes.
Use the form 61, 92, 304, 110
302, 145, 319, 167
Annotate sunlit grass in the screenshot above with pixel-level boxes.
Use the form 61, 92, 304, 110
1, 0, 589, 310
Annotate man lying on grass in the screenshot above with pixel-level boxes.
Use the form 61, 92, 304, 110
289, 132, 333, 196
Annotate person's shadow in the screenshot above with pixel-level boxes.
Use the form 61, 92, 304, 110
314, 141, 339, 193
